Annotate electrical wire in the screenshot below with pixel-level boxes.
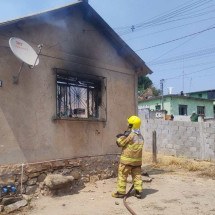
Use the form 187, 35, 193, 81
135, 25, 215, 52
150, 60, 215, 72
165, 65, 215, 80
125, 16, 215, 41
148, 46, 215, 66
118, 0, 214, 35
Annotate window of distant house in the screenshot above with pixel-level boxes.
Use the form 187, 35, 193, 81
155, 104, 161, 110
56, 71, 106, 121
198, 93, 202, 98
179, 105, 187, 115
197, 106, 205, 116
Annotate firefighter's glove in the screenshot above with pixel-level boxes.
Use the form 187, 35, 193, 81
116, 134, 124, 138
124, 131, 131, 137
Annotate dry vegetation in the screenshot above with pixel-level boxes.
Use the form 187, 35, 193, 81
142, 151, 215, 179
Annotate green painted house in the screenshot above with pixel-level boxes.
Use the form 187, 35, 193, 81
187, 89, 215, 115
138, 94, 214, 118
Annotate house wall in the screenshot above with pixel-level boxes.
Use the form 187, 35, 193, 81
139, 96, 214, 117
0, 6, 136, 164
188, 92, 208, 99
170, 97, 214, 117
141, 118, 215, 160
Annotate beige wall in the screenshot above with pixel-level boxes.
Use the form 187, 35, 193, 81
0, 7, 137, 164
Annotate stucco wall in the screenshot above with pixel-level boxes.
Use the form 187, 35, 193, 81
0, 7, 136, 164
141, 118, 215, 160
139, 96, 214, 117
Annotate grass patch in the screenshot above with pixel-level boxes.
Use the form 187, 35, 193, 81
142, 151, 215, 178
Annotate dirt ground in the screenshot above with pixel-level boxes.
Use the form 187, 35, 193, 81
20, 169, 215, 215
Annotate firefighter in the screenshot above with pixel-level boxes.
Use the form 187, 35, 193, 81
112, 115, 144, 199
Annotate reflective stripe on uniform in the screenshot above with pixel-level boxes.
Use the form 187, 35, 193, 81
120, 155, 142, 163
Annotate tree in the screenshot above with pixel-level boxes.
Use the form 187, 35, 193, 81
138, 75, 160, 97
138, 76, 152, 91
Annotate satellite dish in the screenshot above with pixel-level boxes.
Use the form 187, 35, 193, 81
9, 37, 39, 66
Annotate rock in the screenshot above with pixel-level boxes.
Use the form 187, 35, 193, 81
71, 170, 81, 180
28, 172, 40, 178
18, 184, 26, 194
62, 169, 71, 176
41, 162, 52, 171
0, 205, 4, 212
4, 199, 28, 213
22, 194, 33, 202
2, 197, 22, 206
81, 175, 90, 183
18, 174, 28, 184
0, 174, 16, 184
68, 161, 81, 167
44, 174, 74, 190
115, 201, 119, 205
52, 161, 65, 168
90, 175, 99, 183
26, 185, 38, 195
38, 173, 47, 183
25, 164, 43, 173
27, 178, 37, 186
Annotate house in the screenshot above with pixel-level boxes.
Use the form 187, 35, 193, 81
187, 89, 215, 115
0, 1, 152, 164
138, 94, 214, 118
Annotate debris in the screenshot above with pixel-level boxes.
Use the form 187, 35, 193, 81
44, 174, 74, 190
0, 205, 4, 212
115, 201, 119, 205
2, 196, 22, 206
4, 199, 27, 213
26, 185, 38, 195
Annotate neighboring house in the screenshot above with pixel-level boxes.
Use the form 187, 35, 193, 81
0, 1, 151, 164
187, 89, 215, 116
138, 94, 214, 118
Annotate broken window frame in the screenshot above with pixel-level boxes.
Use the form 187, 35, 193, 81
55, 69, 107, 121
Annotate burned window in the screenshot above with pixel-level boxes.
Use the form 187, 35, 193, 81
56, 73, 106, 120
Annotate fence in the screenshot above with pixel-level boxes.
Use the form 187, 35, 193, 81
141, 118, 215, 160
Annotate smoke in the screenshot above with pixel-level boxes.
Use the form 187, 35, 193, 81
0, 0, 77, 24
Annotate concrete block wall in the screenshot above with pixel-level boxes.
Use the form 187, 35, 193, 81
141, 118, 215, 160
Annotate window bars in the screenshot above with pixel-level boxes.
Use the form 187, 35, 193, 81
56, 74, 102, 119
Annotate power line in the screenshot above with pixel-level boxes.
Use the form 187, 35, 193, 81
165, 65, 215, 80
125, 16, 215, 41
135, 25, 215, 52
118, 0, 214, 35
148, 46, 215, 66
150, 60, 215, 73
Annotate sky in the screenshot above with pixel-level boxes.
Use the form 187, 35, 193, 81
0, 0, 215, 95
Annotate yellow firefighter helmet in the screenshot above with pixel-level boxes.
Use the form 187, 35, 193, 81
127, 115, 141, 129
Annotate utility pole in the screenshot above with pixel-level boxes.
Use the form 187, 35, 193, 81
160, 79, 165, 110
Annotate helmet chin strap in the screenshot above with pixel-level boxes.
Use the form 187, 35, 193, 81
128, 124, 133, 129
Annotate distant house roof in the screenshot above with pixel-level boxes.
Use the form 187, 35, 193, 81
187, 89, 215, 94
0, 0, 152, 76
139, 94, 215, 103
